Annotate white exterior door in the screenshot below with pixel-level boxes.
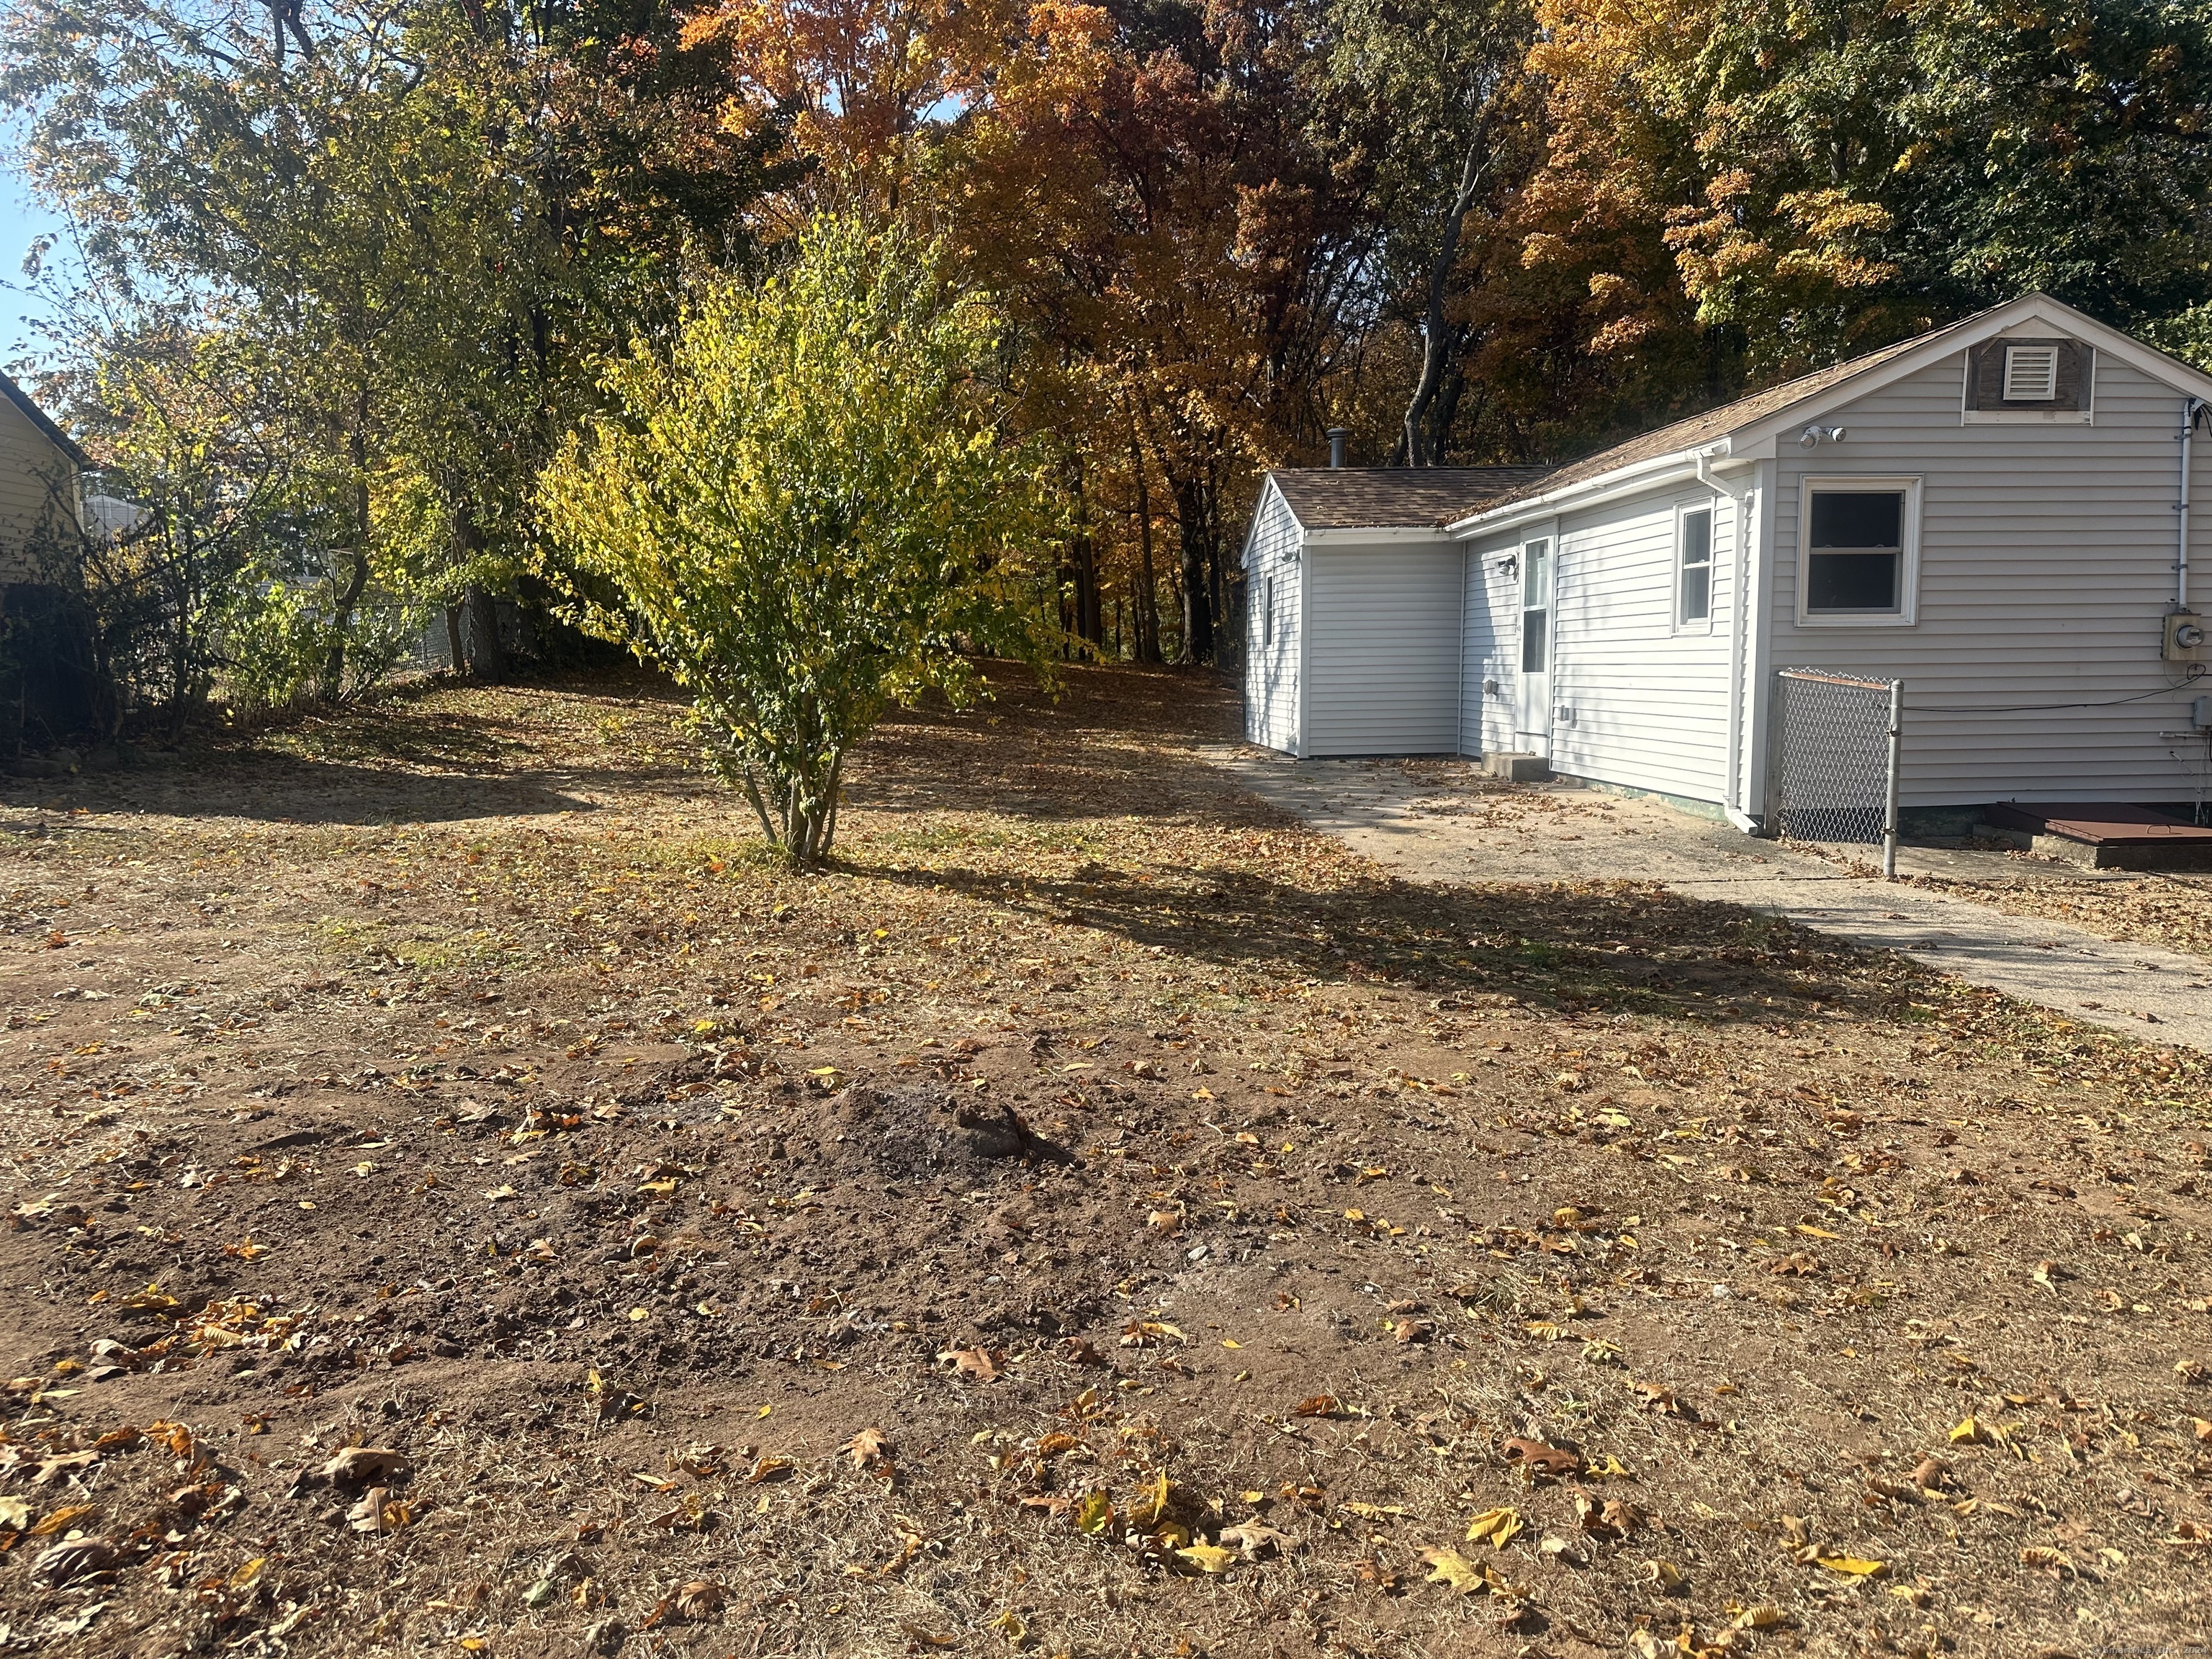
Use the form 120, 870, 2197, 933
1515, 536, 1551, 755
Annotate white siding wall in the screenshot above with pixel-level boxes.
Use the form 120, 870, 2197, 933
1305, 539, 1462, 755
1549, 489, 1738, 804
0, 396, 75, 585
1241, 485, 1303, 750
1460, 534, 1519, 755
1764, 349, 2212, 809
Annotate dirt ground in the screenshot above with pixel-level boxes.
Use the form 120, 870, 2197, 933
4, 665, 2212, 1659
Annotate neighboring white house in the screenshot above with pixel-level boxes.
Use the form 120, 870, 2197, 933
1241, 292, 2212, 832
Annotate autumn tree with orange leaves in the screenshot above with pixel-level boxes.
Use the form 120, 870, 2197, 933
14, 0, 2212, 690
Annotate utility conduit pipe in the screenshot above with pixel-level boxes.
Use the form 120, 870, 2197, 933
2184, 400, 2194, 611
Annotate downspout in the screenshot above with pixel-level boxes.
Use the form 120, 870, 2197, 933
2181, 398, 2207, 610
1294, 545, 1309, 759
1695, 443, 1762, 833
1457, 546, 1472, 757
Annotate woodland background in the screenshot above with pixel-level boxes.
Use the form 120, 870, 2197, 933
5, 0, 2212, 714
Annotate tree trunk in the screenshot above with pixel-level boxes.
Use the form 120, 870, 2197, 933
322, 544, 371, 700
461, 585, 508, 683
166, 512, 197, 738
745, 749, 845, 872
1130, 431, 1163, 665
323, 407, 372, 697
1403, 135, 1491, 467
444, 604, 465, 673
1428, 361, 1469, 464
1065, 453, 1104, 649
1171, 472, 1216, 667
451, 503, 510, 682
1206, 464, 1227, 666
1074, 531, 1103, 647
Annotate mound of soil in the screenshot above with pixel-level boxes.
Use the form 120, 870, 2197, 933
814, 1082, 1060, 1182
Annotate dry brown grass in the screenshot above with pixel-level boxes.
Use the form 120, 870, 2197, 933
2, 665, 2211, 1659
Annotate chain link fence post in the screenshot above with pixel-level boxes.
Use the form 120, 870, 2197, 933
1883, 679, 1903, 880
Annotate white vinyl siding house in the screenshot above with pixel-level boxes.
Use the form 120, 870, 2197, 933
1548, 489, 1740, 806
1242, 293, 2212, 827
1762, 344, 2204, 811
1304, 544, 1462, 755
1238, 467, 1550, 757
1243, 480, 1303, 752
1460, 529, 1519, 759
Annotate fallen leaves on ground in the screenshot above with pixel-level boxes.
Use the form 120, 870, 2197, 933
937, 1346, 1007, 1382
1464, 1506, 1521, 1547
1500, 1437, 1581, 1478
1419, 1547, 1500, 1595
6, 667, 2211, 1659
322, 1447, 410, 1485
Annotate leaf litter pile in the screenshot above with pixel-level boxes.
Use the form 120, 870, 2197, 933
3, 665, 2212, 1659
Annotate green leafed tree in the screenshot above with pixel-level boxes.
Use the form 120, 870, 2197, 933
1529, 0, 2212, 394
3, 0, 787, 706
1305, 0, 1539, 466
537, 216, 1057, 870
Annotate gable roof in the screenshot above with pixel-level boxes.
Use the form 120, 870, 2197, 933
0, 372, 90, 469
1486, 328, 1948, 504
1446, 292, 2212, 532
1269, 465, 1557, 531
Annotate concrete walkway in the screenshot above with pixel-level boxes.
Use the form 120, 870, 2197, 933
1205, 747, 2212, 1052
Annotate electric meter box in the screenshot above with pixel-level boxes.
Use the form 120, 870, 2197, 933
2166, 610, 2208, 662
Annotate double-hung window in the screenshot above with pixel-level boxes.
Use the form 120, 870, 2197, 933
1678, 505, 1713, 626
1798, 477, 1921, 626
1520, 539, 1550, 673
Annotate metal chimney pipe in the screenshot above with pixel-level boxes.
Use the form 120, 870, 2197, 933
1326, 428, 1349, 469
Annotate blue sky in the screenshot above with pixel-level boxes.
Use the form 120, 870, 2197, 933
0, 160, 68, 374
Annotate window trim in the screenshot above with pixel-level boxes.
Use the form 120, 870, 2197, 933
1674, 500, 1716, 633
1795, 475, 1922, 628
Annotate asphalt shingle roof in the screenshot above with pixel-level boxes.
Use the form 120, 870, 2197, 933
1270, 466, 1558, 531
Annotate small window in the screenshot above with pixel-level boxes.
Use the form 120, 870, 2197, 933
1258, 577, 1273, 648
1520, 538, 1550, 673
1678, 506, 1713, 625
2002, 343, 2059, 402
1804, 485, 1910, 617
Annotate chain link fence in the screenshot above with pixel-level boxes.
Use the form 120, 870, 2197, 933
1771, 668, 1903, 875
361, 602, 454, 675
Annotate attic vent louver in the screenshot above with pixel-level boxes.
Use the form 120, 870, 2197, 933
2003, 343, 2059, 402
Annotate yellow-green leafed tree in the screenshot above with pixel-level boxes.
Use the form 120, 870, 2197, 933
537, 215, 1056, 870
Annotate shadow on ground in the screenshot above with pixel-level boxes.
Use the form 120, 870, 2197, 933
0, 752, 616, 826
866, 858, 1902, 1029
0, 672, 713, 825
